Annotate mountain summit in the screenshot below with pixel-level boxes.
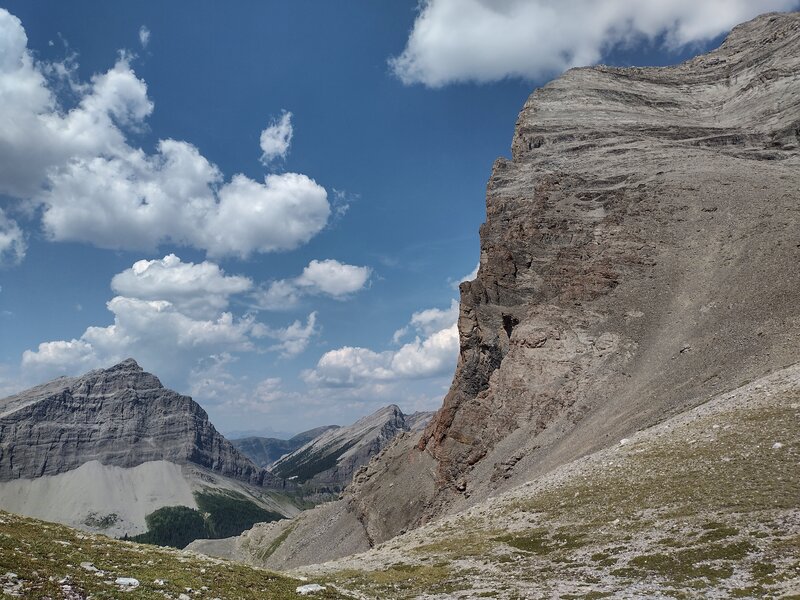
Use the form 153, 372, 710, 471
0, 360, 299, 538
0, 359, 273, 485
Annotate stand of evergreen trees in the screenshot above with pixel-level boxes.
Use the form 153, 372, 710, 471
130, 491, 283, 549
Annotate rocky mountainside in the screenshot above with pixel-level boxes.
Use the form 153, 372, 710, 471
217, 11, 800, 569
0, 359, 276, 486
297, 364, 799, 598
232, 425, 341, 468
269, 405, 433, 492
0, 359, 300, 538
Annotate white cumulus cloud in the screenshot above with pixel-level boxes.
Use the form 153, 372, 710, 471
407, 298, 459, 336
390, 324, 459, 379
20, 339, 98, 377
110, 254, 253, 318
20, 255, 319, 382
259, 110, 293, 165
390, 0, 800, 87
253, 259, 371, 310
0, 9, 330, 259
22, 296, 256, 380
138, 25, 150, 48
295, 259, 372, 297
253, 312, 319, 357
304, 300, 459, 387
392, 298, 458, 343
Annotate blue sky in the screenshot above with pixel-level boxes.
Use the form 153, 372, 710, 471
0, 1, 796, 436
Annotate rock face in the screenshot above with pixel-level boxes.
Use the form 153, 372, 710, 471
235, 11, 800, 568
0, 359, 279, 487
270, 405, 434, 492
418, 9, 800, 501
232, 425, 341, 468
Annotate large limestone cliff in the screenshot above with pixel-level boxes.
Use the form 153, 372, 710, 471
0, 359, 280, 487
218, 12, 800, 569
420, 10, 800, 492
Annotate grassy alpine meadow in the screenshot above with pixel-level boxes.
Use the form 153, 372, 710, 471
0, 510, 347, 599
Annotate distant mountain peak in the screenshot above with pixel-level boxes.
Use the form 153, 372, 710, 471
114, 357, 142, 369
269, 404, 434, 490
0, 362, 278, 488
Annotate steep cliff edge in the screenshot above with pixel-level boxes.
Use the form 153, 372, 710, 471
419, 9, 800, 497
0, 359, 278, 487
210, 11, 800, 569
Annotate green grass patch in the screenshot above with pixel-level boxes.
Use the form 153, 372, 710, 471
494, 529, 586, 555
626, 540, 754, 584
256, 523, 296, 563
731, 586, 769, 597
329, 564, 458, 598
699, 522, 739, 542
412, 535, 491, 558
0, 510, 344, 599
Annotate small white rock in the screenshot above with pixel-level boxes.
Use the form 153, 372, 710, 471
115, 577, 140, 588
296, 583, 327, 595
772, 442, 784, 450
178, 594, 192, 600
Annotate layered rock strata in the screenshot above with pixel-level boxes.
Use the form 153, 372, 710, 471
0, 359, 280, 487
